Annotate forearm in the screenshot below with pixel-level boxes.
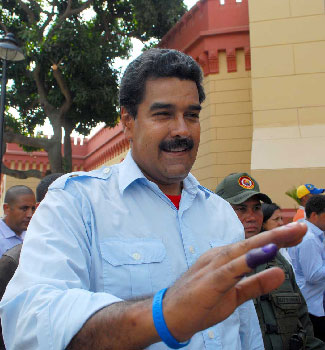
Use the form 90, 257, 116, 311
67, 298, 159, 350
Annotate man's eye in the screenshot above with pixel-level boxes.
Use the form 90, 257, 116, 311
235, 207, 245, 212
153, 111, 171, 116
186, 113, 199, 119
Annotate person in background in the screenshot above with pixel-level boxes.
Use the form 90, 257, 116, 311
35, 173, 64, 203
216, 172, 324, 350
261, 203, 292, 264
293, 184, 324, 222
0, 186, 36, 258
0, 173, 63, 350
288, 195, 325, 342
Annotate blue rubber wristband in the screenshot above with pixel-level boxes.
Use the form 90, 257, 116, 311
152, 288, 190, 349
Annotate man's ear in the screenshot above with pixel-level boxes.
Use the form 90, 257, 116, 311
121, 106, 134, 142
309, 211, 317, 221
3, 203, 9, 216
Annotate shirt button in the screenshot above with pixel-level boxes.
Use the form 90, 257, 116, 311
189, 246, 195, 254
132, 253, 141, 260
103, 167, 110, 174
208, 330, 215, 339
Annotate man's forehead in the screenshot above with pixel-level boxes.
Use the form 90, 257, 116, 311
13, 194, 36, 205
234, 196, 261, 206
143, 77, 199, 100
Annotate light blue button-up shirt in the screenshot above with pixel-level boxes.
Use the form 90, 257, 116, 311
0, 152, 263, 350
0, 219, 25, 257
288, 220, 325, 317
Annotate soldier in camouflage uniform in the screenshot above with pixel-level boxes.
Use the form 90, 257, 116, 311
216, 172, 324, 350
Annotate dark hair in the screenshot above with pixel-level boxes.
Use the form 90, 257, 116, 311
262, 203, 281, 223
305, 195, 325, 218
261, 203, 281, 231
119, 48, 205, 118
4, 185, 34, 206
36, 173, 63, 202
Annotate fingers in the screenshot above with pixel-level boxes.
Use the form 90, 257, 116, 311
234, 268, 285, 306
202, 222, 306, 271
209, 243, 278, 294
246, 243, 278, 269
243, 221, 306, 253
205, 222, 306, 287
162, 222, 306, 341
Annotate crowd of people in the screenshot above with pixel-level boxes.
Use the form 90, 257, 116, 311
0, 48, 323, 350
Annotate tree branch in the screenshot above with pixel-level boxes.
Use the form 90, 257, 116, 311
39, 7, 55, 38
60, 0, 93, 21
32, 64, 56, 116
1, 165, 42, 179
17, 0, 36, 24
4, 130, 52, 150
52, 64, 72, 115
44, 1, 93, 55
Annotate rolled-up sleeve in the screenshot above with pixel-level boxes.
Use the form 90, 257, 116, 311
0, 185, 121, 350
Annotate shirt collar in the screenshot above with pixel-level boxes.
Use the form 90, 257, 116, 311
306, 220, 324, 239
118, 151, 147, 194
0, 219, 21, 238
118, 151, 210, 198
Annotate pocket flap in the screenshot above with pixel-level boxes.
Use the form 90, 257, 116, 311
100, 238, 166, 266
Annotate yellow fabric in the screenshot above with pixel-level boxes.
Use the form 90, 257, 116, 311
296, 185, 310, 199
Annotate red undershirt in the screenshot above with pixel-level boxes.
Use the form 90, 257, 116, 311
166, 194, 181, 210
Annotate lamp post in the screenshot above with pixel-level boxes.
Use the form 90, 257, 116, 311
0, 32, 25, 178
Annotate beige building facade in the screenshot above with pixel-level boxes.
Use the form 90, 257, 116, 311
249, 0, 325, 207
192, 50, 252, 191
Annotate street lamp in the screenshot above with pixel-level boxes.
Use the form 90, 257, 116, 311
0, 32, 25, 178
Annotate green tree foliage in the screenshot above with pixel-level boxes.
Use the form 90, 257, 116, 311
0, 0, 186, 177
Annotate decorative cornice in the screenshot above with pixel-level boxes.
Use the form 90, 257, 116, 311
3, 124, 130, 173
159, 0, 251, 76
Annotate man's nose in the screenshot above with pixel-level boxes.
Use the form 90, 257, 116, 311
170, 115, 190, 138
245, 209, 257, 221
26, 208, 34, 218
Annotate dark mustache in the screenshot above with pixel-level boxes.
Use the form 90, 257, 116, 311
159, 137, 194, 152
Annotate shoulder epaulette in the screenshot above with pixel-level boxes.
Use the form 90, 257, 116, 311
49, 166, 113, 190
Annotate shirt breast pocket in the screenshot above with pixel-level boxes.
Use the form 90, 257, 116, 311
100, 238, 170, 300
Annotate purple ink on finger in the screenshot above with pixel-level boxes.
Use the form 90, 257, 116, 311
246, 243, 278, 269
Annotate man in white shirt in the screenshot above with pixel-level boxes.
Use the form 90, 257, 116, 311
0, 49, 307, 350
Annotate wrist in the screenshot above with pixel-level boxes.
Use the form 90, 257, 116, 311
152, 288, 191, 349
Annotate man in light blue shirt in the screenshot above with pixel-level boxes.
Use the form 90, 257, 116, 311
0, 48, 307, 350
0, 185, 36, 257
289, 195, 325, 342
